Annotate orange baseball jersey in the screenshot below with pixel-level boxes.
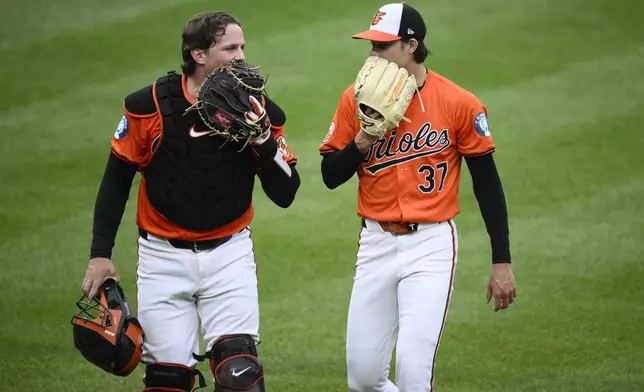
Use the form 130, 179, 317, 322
319, 68, 494, 223
112, 74, 297, 240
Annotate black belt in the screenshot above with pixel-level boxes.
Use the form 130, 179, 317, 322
361, 218, 419, 235
138, 228, 232, 252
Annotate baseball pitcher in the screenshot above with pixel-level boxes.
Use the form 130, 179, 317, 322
319, 3, 517, 391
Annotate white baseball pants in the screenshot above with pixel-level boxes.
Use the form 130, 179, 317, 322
136, 227, 259, 367
347, 219, 458, 392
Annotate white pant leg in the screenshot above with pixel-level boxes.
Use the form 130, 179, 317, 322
395, 220, 458, 392
136, 234, 201, 366
197, 228, 260, 352
347, 226, 400, 392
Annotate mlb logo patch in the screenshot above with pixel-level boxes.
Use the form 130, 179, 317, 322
474, 112, 490, 137
114, 115, 129, 139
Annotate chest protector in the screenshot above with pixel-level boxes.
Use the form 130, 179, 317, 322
143, 71, 256, 231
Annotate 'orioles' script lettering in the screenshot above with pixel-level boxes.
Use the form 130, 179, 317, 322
363, 123, 451, 174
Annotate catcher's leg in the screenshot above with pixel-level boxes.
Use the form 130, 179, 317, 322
191, 228, 263, 390
194, 335, 265, 392
143, 363, 206, 392
196, 228, 260, 348
136, 233, 201, 366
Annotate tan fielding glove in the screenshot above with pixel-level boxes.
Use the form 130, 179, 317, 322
353, 56, 417, 138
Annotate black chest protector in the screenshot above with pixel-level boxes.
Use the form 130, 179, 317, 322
143, 71, 256, 231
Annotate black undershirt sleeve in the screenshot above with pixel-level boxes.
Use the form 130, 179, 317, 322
320, 141, 365, 189
464, 153, 511, 263
252, 136, 300, 208
90, 151, 138, 259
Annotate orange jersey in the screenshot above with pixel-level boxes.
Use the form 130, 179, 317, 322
112, 75, 297, 240
319, 68, 494, 223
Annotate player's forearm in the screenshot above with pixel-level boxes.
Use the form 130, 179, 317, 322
253, 137, 300, 208
320, 141, 365, 189
465, 154, 511, 263
90, 151, 137, 259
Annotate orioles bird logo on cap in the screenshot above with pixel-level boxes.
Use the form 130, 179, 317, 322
371, 11, 386, 26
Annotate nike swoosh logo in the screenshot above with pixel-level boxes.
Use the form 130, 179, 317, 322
231, 365, 252, 377
189, 125, 217, 138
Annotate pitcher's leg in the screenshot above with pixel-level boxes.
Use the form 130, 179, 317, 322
395, 221, 458, 392
347, 284, 399, 392
347, 228, 400, 392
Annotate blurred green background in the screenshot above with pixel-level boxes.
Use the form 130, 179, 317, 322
1, 0, 643, 391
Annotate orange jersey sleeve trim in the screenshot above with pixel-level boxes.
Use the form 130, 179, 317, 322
110, 148, 138, 166
461, 146, 495, 157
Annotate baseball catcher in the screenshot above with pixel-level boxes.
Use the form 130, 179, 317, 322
83, 12, 301, 392
187, 60, 272, 150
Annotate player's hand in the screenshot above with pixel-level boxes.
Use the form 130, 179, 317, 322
246, 96, 271, 146
355, 128, 381, 154
486, 263, 516, 311
82, 257, 120, 300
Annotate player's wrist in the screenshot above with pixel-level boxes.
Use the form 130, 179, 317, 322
249, 128, 271, 146
491, 243, 511, 264
90, 250, 113, 260
346, 141, 366, 158
251, 133, 278, 157
354, 140, 371, 154
354, 130, 379, 154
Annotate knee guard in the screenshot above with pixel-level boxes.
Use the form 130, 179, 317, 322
142, 362, 206, 392
193, 335, 265, 392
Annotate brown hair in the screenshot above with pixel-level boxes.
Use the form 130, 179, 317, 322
181, 12, 241, 75
400, 38, 430, 64
414, 41, 431, 63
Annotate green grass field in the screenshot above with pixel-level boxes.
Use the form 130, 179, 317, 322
2, 0, 643, 391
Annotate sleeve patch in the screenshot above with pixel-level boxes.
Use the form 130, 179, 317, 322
276, 135, 291, 157
114, 115, 129, 139
474, 112, 490, 137
323, 121, 336, 143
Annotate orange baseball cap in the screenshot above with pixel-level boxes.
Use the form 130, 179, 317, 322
352, 2, 427, 43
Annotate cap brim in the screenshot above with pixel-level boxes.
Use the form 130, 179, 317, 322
351, 30, 401, 42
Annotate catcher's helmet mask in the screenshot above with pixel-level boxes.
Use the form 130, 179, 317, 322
71, 279, 144, 377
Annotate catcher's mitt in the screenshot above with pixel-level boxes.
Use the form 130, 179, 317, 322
353, 56, 417, 138
189, 61, 271, 149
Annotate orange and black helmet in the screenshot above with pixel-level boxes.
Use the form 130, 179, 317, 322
71, 279, 144, 377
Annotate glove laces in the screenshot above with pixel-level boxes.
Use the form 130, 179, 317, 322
416, 83, 426, 113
